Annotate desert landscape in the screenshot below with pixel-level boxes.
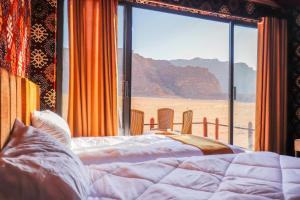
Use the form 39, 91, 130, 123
62, 47, 256, 149
131, 97, 255, 150
125, 51, 256, 150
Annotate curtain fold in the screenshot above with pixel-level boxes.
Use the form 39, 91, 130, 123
255, 17, 287, 154
68, 0, 118, 137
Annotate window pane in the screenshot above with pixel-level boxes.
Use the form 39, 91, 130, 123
62, 0, 69, 121
233, 25, 258, 149
131, 8, 229, 142
117, 5, 125, 135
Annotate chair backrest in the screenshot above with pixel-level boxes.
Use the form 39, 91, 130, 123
181, 110, 193, 134
157, 108, 174, 130
130, 109, 144, 135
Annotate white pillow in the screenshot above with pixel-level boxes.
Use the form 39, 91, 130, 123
0, 120, 90, 200
31, 110, 71, 146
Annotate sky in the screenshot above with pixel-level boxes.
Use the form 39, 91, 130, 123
118, 7, 258, 70
63, 0, 68, 49
65, 5, 258, 70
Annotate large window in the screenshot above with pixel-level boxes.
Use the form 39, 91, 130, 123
118, 5, 257, 149
131, 8, 230, 143
62, 2, 257, 147
62, 0, 69, 121
233, 25, 258, 149
118, 5, 125, 135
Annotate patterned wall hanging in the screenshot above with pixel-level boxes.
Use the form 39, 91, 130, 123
0, 0, 31, 77
288, 6, 300, 149
29, 0, 57, 111
121, 0, 284, 22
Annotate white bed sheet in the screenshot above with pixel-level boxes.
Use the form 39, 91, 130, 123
71, 135, 244, 165
87, 152, 300, 200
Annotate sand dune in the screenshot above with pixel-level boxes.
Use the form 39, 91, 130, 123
131, 97, 255, 149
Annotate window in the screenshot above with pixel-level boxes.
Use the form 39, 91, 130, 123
119, 5, 257, 149
233, 25, 258, 149
118, 5, 125, 135
62, 0, 69, 121
131, 8, 230, 143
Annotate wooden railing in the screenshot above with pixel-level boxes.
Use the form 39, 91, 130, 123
145, 117, 255, 149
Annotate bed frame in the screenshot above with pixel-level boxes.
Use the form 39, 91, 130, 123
0, 68, 40, 149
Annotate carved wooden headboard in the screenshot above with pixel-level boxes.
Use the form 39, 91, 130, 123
0, 68, 40, 149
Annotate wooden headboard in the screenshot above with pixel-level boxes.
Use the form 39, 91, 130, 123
0, 68, 40, 149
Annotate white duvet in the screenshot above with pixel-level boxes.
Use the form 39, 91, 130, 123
87, 152, 300, 200
71, 135, 244, 165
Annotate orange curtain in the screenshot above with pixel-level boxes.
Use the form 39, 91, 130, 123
68, 0, 118, 137
255, 17, 287, 154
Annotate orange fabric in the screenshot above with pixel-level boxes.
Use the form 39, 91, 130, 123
255, 17, 288, 154
68, 0, 118, 137
167, 135, 233, 155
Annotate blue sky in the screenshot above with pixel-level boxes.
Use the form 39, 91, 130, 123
63, 0, 69, 48
118, 7, 257, 70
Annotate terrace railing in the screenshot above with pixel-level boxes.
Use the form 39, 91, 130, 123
145, 117, 255, 149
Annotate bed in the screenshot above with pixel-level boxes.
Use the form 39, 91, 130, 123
71, 135, 245, 165
87, 152, 300, 200
0, 68, 300, 200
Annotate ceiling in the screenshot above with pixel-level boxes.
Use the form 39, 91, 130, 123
273, 0, 300, 7
249, 0, 300, 8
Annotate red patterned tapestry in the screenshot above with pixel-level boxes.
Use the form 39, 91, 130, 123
29, 0, 57, 111
0, 0, 31, 77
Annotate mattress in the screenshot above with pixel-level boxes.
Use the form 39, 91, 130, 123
87, 152, 300, 200
71, 135, 244, 165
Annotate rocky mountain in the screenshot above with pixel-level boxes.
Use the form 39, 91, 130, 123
119, 49, 256, 101
132, 53, 225, 99
170, 58, 256, 97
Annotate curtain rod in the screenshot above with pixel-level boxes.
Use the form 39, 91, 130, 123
120, 0, 259, 24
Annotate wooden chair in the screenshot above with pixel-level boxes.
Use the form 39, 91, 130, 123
181, 110, 193, 134
130, 109, 144, 135
157, 108, 174, 131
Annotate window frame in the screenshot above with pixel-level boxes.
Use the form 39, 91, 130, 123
119, 2, 258, 145
56, 0, 65, 115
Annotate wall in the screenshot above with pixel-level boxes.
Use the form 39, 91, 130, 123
0, 0, 31, 77
29, 0, 57, 111
288, 6, 300, 154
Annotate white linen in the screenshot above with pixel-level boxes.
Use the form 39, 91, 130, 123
87, 152, 300, 200
71, 135, 244, 165
0, 120, 90, 200
31, 110, 72, 146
